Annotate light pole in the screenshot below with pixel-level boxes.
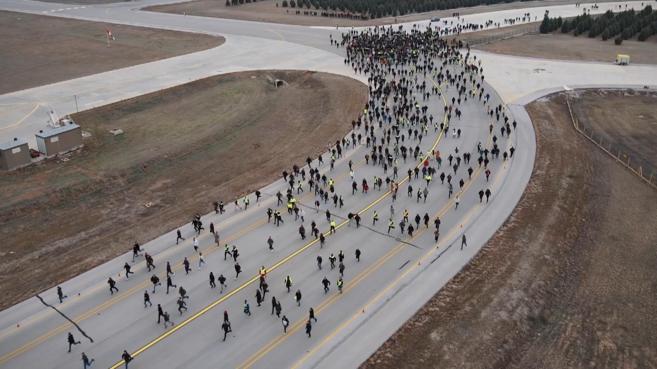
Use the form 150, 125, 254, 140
74, 95, 79, 113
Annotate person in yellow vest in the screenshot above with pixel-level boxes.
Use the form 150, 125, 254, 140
330, 220, 337, 234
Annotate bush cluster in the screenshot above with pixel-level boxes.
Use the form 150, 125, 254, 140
540, 6, 657, 43
229, 0, 544, 19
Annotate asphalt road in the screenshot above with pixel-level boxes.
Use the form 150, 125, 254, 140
0, 0, 656, 368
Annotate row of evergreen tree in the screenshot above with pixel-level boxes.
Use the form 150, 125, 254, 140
540, 6, 657, 43
227, 0, 538, 19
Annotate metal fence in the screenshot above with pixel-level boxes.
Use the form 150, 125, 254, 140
565, 94, 657, 190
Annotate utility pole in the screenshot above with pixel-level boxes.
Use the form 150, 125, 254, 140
74, 95, 79, 113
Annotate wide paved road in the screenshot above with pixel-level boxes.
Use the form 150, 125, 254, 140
1, 0, 654, 368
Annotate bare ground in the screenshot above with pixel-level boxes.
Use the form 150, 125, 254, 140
363, 92, 657, 369
570, 89, 657, 174
146, 0, 615, 27
474, 31, 657, 64
0, 10, 223, 94
0, 70, 368, 310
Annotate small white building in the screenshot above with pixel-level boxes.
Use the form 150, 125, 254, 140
35, 123, 83, 157
0, 137, 31, 171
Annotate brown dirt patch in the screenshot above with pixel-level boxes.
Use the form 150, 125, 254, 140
363, 92, 657, 369
0, 10, 223, 94
474, 31, 657, 64
570, 89, 657, 176
0, 70, 367, 310
146, 0, 616, 28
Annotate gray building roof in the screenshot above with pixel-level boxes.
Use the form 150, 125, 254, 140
35, 123, 80, 139
0, 137, 28, 151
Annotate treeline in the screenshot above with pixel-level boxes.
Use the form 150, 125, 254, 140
227, 0, 539, 19
540, 6, 657, 44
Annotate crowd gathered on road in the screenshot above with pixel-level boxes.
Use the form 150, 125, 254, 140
58, 24, 517, 369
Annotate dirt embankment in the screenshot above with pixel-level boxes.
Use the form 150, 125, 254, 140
474, 31, 657, 64
0, 70, 368, 310
0, 10, 223, 94
363, 92, 657, 369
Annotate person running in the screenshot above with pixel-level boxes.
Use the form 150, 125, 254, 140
184, 257, 191, 275
309, 307, 318, 322
355, 249, 361, 262
317, 255, 323, 270
81, 352, 95, 369
256, 289, 263, 307
163, 311, 174, 328
243, 300, 251, 316
234, 262, 242, 279
209, 272, 216, 288
157, 304, 165, 324
267, 236, 274, 251
108, 277, 118, 295
150, 274, 161, 293
144, 291, 152, 308
221, 320, 231, 341
67, 332, 81, 353
337, 277, 344, 294
176, 229, 184, 245
284, 275, 292, 293
198, 252, 206, 270
305, 320, 312, 338
167, 261, 174, 277
57, 286, 67, 304
322, 277, 331, 294
177, 298, 188, 315
123, 262, 134, 279
224, 244, 231, 261
218, 274, 227, 293
295, 289, 302, 306
166, 275, 177, 294
121, 350, 133, 369
461, 234, 467, 250
145, 253, 156, 272
282, 315, 290, 334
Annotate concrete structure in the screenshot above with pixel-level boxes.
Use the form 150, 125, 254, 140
0, 138, 30, 171
35, 123, 82, 157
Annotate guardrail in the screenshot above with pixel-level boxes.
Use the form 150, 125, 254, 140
565, 93, 657, 190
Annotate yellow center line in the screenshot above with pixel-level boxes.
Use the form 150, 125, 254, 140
241, 77, 500, 369
244, 130, 494, 368
238, 78, 453, 368
0, 103, 40, 131
0, 126, 370, 362
289, 156, 498, 369
107, 79, 450, 368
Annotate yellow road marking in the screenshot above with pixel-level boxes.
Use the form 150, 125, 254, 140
107, 80, 451, 368
241, 78, 501, 369
0, 103, 40, 131
0, 132, 369, 360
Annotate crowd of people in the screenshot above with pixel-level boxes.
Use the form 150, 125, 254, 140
61, 23, 517, 369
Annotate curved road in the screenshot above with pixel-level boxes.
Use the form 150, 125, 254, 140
1, 1, 657, 369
